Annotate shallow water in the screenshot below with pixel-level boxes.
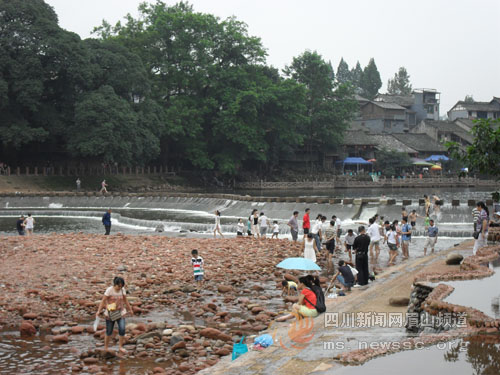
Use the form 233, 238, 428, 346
333, 335, 500, 375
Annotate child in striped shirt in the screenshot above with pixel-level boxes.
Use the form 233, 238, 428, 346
191, 249, 204, 286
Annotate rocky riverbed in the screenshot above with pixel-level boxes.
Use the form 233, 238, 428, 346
0, 234, 322, 374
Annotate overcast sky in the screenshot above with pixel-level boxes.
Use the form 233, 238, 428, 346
45, 0, 500, 115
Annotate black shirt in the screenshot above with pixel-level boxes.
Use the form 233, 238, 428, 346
16, 219, 24, 232
353, 233, 370, 255
338, 265, 354, 284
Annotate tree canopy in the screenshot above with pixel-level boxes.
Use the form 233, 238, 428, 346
387, 67, 412, 95
359, 58, 382, 99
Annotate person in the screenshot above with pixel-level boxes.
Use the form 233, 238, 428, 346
102, 209, 112, 235
258, 212, 268, 238
332, 215, 342, 244
271, 221, 280, 239
281, 280, 298, 296
213, 210, 224, 238
401, 217, 412, 259
76, 177, 81, 192
473, 201, 489, 255
96, 276, 134, 354
331, 260, 355, 291
367, 217, 381, 263
303, 233, 319, 262
385, 224, 400, 266
191, 249, 204, 285
408, 210, 420, 230
490, 212, 500, 228
424, 195, 431, 216
24, 213, 35, 236
308, 275, 325, 312
472, 206, 480, 232
424, 215, 431, 231
423, 219, 438, 255
16, 215, 25, 236
100, 179, 108, 194
302, 208, 311, 239
291, 276, 318, 318
246, 216, 252, 236
433, 194, 442, 213
287, 211, 299, 242
401, 207, 408, 220
251, 209, 260, 239
236, 219, 245, 237
344, 229, 357, 263
353, 226, 370, 286
324, 220, 337, 273
311, 215, 324, 251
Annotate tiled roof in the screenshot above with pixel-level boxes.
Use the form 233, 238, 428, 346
391, 133, 446, 152
375, 94, 414, 108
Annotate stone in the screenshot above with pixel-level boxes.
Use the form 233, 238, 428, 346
83, 357, 98, 365
53, 333, 69, 343
446, 253, 464, 265
389, 297, 410, 307
172, 341, 186, 351
169, 335, 184, 347
22, 313, 38, 320
162, 329, 173, 336
217, 285, 232, 293
20, 321, 37, 336
200, 328, 223, 340
215, 348, 230, 356
181, 285, 196, 293
71, 326, 84, 334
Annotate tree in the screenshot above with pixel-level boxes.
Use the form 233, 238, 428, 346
284, 51, 357, 167
336, 58, 351, 85
387, 67, 412, 95
464, 95, 475, 103
350, 61, 363, 90
374, 148, 412, 177
446, 118, 500, 179
359, 58, 382, 99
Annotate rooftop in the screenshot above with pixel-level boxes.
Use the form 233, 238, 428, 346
363, 101, 406, 110
370, 134, 418, 154
391, 133, 446, 153
375, 94, 414, 108
450, 100, 500, 113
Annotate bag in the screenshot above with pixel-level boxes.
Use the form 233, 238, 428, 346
348, 265, 359, 277
108, 309, 122, 321
232, 336, 248, 360
473, 231, 480, 240
305, 286, 326, 314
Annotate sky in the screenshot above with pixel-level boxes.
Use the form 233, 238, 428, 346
45, 0, 500, 115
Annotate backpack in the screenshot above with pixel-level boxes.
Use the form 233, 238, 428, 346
304, 286, 326, 314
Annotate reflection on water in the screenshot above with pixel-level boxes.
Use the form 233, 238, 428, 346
444, 335, 500, 375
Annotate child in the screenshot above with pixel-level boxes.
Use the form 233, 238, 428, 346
281, 279, 298, 296
191, 250, 204, 287
237, 219, 245, 236
272, 221, 280, 239
344, 229, 356, 263
246, 217, 252, 236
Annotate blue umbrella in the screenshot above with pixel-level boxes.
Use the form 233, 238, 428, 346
276, 257, 321, 271
425, 155, 450, 162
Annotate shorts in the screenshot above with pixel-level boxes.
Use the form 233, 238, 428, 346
410, 221, 416, 227
346, 244, 353, 250
425, 237, 437, 248
194, 275, 204, 281
291, 229, 298, 241
260, 227, 268, 236
106, 317, 125, 336
297, 304, 318, 317
388, 243, 398, 251
303, 228, 310, 235
326, 240, 335, 253
247, 230, 252, 236
371, 240, 380, 246
337, 275, 354, 288
237, 231, 243, 236
402, 240, 410, 245
289, 286, 297, 292
251, 224, 259, 236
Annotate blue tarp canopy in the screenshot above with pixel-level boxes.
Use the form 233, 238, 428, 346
425, 155, 450, 162
342, 157, 372, 165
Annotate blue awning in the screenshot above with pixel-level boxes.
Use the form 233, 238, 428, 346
342, 157, 372, 165
425, 155, 450, 162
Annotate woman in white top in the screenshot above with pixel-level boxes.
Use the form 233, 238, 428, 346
96, 277, 134, 354
385, 225, 399, 266
213, 210, 224, 238
24, 213, 35, 236
303, 233, 319, 263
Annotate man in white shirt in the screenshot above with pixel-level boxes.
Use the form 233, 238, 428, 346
332, 215, 342, 248
367, 217, 381, 263
258, 212, 268, 238
311, 215, 325, 251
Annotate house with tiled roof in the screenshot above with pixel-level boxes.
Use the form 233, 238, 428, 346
411, 120, 473, 150
391, 133, 446, 159
448, 97, 500, 121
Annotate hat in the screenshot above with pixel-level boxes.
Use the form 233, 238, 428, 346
495, 212, 500, 216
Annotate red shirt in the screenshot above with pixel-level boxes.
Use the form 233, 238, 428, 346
301, 288, 316, 309
303, 213, 310, 229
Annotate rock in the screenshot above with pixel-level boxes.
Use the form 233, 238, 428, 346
71, 326, 84, 334
22, 313, 38, 320
217, 333, 232, 342
117, 264, 128, 272
176, 349, 190, 358
96, 349, 117, 359
20, 321, 37, 336
172, 341, 186, 351
389, 297, 410, 307
215, 348, 230, 356
446, 253, 464, 265
135, 331, 161, 342
217, 285, 232, 293
284, 296, 299, 303
162, 329, 173, 336
83, 357, 98, 365
251, 285, 264, 291
179, 325, 196, 332
251, 306, 264, 314
284, 273, 299, 283
200, 328, 223, 339
53, 333, 69, 343
169, 335, 184, 347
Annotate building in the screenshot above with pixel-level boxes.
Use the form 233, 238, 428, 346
411, 120, 473, 150
391, 133, 446, 159
355, 101, 408, 133
447, 97, 500, 121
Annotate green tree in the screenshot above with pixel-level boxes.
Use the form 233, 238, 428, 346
374, 148, 412, 176
284, 51, 357, 167
387, 67, 412, 95
360, 58, 382, 99
350, 61, 363, 90
336, 58, 351, 85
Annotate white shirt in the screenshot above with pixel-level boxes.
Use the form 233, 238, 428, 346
387, 230, 397, 244
273, 223, 279, 233
259, 215, 268, 228
237, 222, 245, 233
335, 218, 342, 229
25, 217, 34, 229
367, 223, 381, 242
311, 220, 322, 234
344, 233, 357, 245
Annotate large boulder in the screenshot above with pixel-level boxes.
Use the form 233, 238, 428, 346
20, 321, 37, 336
217, 285, 232, 293
389, 297, 410, 307
446, 253, 464, 265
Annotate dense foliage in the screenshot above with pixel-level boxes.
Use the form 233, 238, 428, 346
387, 67, 412, 95
0, 0, 358, 174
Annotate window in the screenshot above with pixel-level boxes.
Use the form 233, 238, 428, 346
477, 111, 487, 119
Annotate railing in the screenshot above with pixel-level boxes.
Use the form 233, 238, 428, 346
0, 166, 176, 177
